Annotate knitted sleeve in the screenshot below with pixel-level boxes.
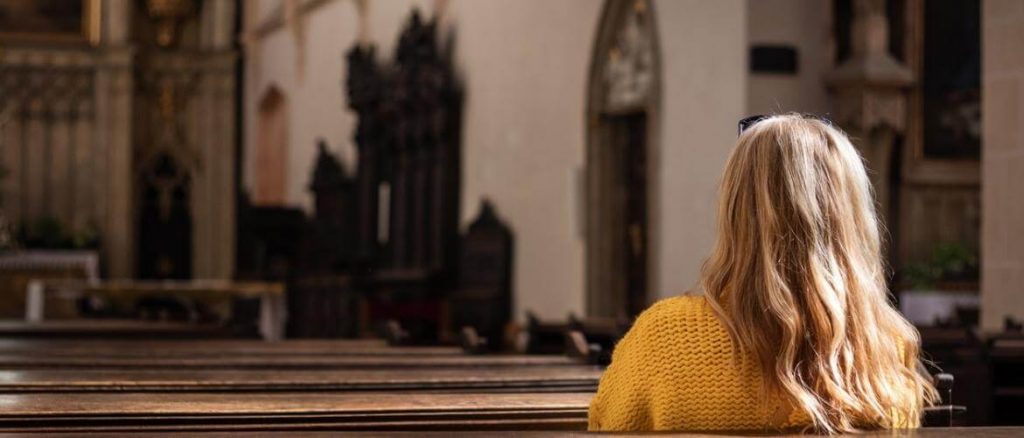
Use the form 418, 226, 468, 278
587, 300, 669, 431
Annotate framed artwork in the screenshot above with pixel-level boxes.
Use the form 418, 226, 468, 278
0, 0, 100, 45
904, 0, 982, 163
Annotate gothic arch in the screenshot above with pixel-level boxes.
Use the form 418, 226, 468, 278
585, 0, 661, 319
254, 85, 289, 205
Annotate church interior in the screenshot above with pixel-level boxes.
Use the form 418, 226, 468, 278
0, 0, 1020, 434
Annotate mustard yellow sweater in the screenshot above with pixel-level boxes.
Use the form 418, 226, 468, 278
588, 295, 812, 432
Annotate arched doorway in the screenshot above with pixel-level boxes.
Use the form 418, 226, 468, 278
585, 0, 660, 319
137, 152, 193, 280
254, 86, 289, 206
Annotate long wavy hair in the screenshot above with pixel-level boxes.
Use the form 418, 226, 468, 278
700, 114, 938, 433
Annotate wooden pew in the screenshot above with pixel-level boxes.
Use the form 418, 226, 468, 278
0, 353, 581, 369
0, 392, 594, 432
517, 312, 629, 363
919, 326, 990, 425
0, 390, 983, 433
0, 338, 462, 357
8, 427, 1024, 437
0, 319, 233, 339
0, 366, 601, 393
988, 337, 1024, 425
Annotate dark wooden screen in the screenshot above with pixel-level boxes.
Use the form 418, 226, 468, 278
346, 10, 463, 341
450, 200, 513, 350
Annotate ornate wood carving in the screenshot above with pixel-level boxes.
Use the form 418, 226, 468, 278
450, 200, 513, 350
339, 9, 464, 340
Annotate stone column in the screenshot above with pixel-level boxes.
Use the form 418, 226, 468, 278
95, 0, 134, 278
192, 1, 237, 279
981, 0, 1024, 330
827, 0, 912, 224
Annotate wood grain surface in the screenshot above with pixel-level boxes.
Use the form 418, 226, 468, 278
0, 353, 581, 369
0, 427, 1021, 437
0, 339, 461, 357
0, 320, 230, 338
0, 392, 593, 432
0, 366, 602, 392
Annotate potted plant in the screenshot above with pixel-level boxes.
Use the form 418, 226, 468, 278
899, 242, 980, 327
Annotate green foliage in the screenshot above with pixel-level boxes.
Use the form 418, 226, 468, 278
19, 217, 100, 250
903, 242, 980, 290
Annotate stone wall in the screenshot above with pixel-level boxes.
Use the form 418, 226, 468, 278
981, 0, 1024, 330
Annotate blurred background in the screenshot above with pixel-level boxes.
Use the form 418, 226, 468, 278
0, 0, 1018, 424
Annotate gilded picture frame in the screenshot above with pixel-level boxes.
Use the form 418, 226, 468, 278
0, 0, 101, 46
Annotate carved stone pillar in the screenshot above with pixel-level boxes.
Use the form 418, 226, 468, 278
192, 1, 237, 279
192, 53, 237, 279
96, 0, 135, 278
827, 0, 912, 224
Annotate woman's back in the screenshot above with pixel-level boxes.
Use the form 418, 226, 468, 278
589, 115, 936, 433
588, 295, 811, 432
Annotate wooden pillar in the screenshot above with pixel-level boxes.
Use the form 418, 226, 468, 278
346, 46, 383, 262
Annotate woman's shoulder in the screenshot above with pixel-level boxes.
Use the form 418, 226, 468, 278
638, 294, 710, 321
630, 294, 719, 337
610, 293, 732, 375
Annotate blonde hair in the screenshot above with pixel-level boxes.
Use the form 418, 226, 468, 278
700, 114, 938, 433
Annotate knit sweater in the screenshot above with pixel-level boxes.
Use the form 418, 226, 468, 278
588, 295, 813, 432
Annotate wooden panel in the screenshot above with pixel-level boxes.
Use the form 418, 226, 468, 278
2, 427, 1024, 437
898, 185, 981, 270
0, 366, 601, 393
0, 339, 464, 357
0, 320, 231, 339
0, 392, 592, 432
0, 353, 579, 369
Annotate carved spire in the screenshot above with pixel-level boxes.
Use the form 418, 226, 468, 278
828, 0, 913, 133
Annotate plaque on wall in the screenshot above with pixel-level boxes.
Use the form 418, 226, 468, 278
0, 0, 100, 45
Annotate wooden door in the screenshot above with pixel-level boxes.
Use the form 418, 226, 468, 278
609, 113, 648, 318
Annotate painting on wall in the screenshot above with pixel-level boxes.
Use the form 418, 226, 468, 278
0, 0, 99, 45
921, 0, 981, 160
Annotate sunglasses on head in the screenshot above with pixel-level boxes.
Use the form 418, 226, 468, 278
737, 114, 834, 136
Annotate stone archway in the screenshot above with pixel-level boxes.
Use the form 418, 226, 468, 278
585, 0, 661, 319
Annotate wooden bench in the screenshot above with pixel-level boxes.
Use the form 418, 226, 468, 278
0, 339, 462, 357
0, 320, 233, 339
0, 351, 581, 369
0, 392, 594, 432
988, 337, 1024, 425
3, 427, 1023, 437
6, 425, 1024, 435
0, 336, 963, 432
0, 390, 982, 433
516, 313, 628, 365
0, 366, 601, 393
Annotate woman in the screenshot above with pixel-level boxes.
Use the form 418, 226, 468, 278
588, 114, 937, 433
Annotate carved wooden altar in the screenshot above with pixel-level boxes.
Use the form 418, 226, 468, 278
344, 10, 463, 341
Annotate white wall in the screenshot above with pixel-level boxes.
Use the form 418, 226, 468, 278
448, 1, 602, 320
244, 0, 365, 208
244, 0, 749, 320
653, 0, 747, 299
746, 0, 830, 115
